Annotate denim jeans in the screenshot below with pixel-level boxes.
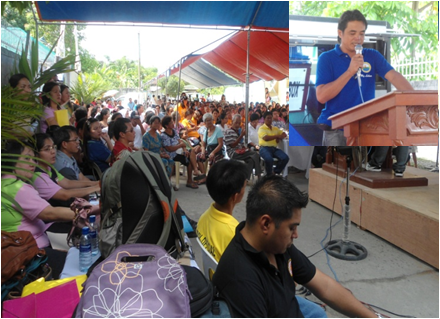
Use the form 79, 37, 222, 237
297, 296, 327, 318
259, 146, 289, 175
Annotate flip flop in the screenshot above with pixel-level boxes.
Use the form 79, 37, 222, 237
197, 179, 207, 185
193, 174, 206, 181
186, 183, 199, 189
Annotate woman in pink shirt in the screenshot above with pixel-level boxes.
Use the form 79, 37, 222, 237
40, 82, 62, 134
1, 141, 76, 278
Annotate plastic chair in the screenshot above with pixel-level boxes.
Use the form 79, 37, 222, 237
86, 161, 102, 181
174, 161, 187, 190
196, 238, 218, 281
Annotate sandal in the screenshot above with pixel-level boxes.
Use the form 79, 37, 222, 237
186, 183, 199, 189
197, 178, 207, 185
193, 174, 206, 181
173, 186, 179, 191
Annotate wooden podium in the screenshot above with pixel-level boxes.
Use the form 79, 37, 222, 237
329, 90, 438, 146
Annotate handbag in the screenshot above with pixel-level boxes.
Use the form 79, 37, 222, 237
76, 244, 192, 318
1, 253, 51, 302
67, 198, 100, 248
1, 231, 41, 285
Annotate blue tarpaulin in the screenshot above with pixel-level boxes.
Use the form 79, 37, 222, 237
35, 1, 288, 30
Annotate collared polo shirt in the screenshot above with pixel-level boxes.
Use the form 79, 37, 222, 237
1, 176, 51, 248
316, 44, 394, 127
55, 150, 81, 180
111, 140, 133, 165
212, 222, 316, 318
258, 123, 283, 147
196, 203, 239, 262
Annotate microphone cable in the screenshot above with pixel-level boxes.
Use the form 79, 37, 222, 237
358, 80, 365, 104
355, 44, 365, 104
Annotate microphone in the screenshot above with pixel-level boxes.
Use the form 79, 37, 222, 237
355, 44, 363, 87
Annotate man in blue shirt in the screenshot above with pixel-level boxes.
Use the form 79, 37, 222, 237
316, 10, 413, 146
127, 98, 135, 111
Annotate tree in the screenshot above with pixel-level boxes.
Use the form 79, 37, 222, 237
70, 72, 111, 105
290, 1, 438, 61
79, 48, 103, 74
163, 75, 186, 98
2, 2, 86, 57
198, 86, 226, 96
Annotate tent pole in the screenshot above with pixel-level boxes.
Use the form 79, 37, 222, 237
244, 1, 262, 145
177, 57, 183, 100
31, 4, 39, 73
245, 28, 250, 145
175, 58, 183, 129
138, 33, 141, 103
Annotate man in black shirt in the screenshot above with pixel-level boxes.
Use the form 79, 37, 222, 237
212, 175, 377, 318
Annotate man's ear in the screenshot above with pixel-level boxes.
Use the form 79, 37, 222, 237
338, 29, 343, 39
259, 215, 273, 235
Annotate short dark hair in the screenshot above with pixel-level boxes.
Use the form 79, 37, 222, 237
250, 113, 259, 121
219, 111, 228, 121
161, 115, 173, 128
9, 74, 29, 88
111, 112, 122, 121
246, 175, 308, 227
206, 160, 248, 205
74, 107, 88, 123
338, 9, 368, 43
53, 125, 78, 149
113, 118, 131, 140
263, 111, 272, 119
1, 140, 35, 174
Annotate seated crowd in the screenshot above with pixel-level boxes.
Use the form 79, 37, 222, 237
2, 75, 290, 281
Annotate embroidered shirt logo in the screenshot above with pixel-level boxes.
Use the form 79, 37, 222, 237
362, 62, 371, 73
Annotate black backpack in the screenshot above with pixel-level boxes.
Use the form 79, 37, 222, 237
99, 151, 187, 259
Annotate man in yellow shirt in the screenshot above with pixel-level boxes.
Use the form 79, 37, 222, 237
196, 160, 248, 262
258, 111, 289, 176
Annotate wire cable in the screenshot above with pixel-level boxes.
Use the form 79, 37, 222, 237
358, 80, 365, 103
307, 148, 341, 259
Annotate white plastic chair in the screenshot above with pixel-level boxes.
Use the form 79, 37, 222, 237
196, 237, 218, 281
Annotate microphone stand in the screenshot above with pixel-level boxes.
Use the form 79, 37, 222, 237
326, 154, 368, 261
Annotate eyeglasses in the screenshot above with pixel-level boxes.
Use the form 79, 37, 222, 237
67, 138, 80, 143
40, 145, 57, 152
124, 129, 134, 133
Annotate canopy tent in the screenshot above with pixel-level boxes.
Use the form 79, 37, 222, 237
35, 1, 287, 30
151, 29, 288, 88
201, 29, 288, 83
147, 56, 239, 89
34, 1, 288, 143
170, 57, 240, 89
